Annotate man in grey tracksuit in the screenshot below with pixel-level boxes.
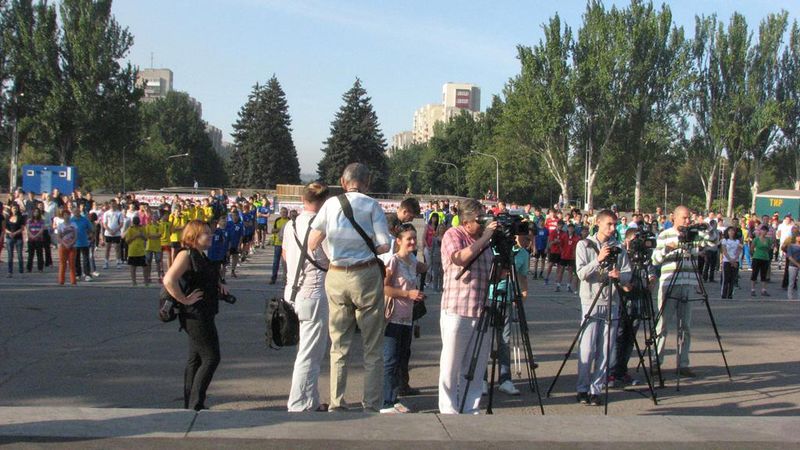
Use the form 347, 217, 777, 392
575, 209, 631, 406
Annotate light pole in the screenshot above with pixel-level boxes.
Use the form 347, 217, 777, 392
8, 91, 24, 193
433, 160, 459, 195
471, 150, 499, 200
166, 152, 191, 188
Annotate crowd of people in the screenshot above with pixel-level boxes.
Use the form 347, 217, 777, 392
3, 168, 799, 415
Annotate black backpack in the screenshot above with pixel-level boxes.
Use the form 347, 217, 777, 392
264, 297, 299, 349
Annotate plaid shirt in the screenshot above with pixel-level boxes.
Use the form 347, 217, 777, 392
441, 226, 493, 318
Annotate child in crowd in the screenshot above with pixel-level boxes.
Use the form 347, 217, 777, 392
124, 216, 147, 286
381, 224, 427, 414
144, 209, 162, 285
209, 217, 229, 281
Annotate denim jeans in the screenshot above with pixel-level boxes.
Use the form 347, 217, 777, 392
271, 245, 282, 282
383, 322, 412, 407
6, 237, 23, 274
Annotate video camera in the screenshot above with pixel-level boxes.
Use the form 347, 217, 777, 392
629, 229, 657, 264
477, 213, 530, 262
677, 223, 708, 243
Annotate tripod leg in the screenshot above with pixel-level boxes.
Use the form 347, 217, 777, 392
676, 299, 683, 392
486, 306, 500, 415
703, 295, 733, 379
632, 333, 658, 405
546, 290, 603, 398
603, 296, 614, 416
514, 296, 545, 414
458, 306, 491, 413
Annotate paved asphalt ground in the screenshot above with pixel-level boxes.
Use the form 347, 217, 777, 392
0, 241, 799, 447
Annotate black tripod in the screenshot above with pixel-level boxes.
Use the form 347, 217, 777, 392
614, 263, 659, 405
458, 244, 545, 415
655, 245, 732, 391
547, 258, 656, 415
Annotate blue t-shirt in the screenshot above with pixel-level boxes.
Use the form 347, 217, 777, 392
226, 221, 244, 248
242, 211, 256, 235
535, 226, 549, 251
71, 215, 92, 248
663, 221, 673, 230
208, 228, 228, 262
787, 244, 800, 264
489, 247, 530, 302
256, 206, 270, 225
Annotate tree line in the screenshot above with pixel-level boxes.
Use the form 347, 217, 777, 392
388, 1, 800, 215
0, 0, 227, 192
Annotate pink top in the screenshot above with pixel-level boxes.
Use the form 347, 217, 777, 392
385, 253, 418, 325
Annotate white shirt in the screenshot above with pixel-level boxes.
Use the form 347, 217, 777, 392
283, 212, 330, 300
102, 210, 123, 237
777, 222, 795, 245
721, 238, 742, 263
311, 192, 391, 267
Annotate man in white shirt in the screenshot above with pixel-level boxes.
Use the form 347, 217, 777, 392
777, 215, 795, 269
283, 183, 331, 412
308, 163, 392, 412
102, 201, 124, 268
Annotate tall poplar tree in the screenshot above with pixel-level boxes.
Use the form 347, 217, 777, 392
317, 78, 388, 191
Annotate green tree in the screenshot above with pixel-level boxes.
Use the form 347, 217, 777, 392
777, 20, 800, 190
745, 12, 788, 212
132, 91, 227, 189
685, 14, 726, 211
573, 1, 627, 210
617, 0, 686, 212
386, 142, 425, 193
318, 78, 387, 191
231, 75, 300, 188
502, 14, 575, 204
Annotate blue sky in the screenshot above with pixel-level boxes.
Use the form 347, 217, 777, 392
113, 0, 798, 174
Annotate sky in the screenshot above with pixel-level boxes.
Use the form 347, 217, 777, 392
113, 0, 799, 175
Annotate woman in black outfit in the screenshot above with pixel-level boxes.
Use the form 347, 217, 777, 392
163, 219, 229, 411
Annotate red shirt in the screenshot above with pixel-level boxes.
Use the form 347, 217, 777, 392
545, 217, 559, 232
559, 232, 580, 261
547, 232, 562, 255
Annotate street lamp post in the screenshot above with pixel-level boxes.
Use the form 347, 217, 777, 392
433, 160, 459, 195
166, 152, 191, 188
471, 151, 499, 200
8, 91, 24, 193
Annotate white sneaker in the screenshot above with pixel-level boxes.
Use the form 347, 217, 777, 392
379, 406, 399, 414
91, 272, 100, 277
482, 380, 489, 396
498, 380, 520, 396
84, 275, 93, 282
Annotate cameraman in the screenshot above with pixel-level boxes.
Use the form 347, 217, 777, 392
438, 198, 498, 414
652, 205, 711, 377
575, 209, 631, 406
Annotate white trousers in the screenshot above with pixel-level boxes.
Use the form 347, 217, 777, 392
287, 292, 329, 412
438, 310, 491, 414
789, 266, 799, 300
577, 303, 618, 395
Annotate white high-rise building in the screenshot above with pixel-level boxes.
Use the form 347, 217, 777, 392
136, 68, 174, 101
442, 82, 480, 112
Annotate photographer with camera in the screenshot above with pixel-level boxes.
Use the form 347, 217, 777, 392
163, 220, 232, 411
575, 209, 631, 406
652, 205, 711, 377
438, 198, 498, 414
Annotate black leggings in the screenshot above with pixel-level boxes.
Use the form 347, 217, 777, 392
751, 258, 769, 282
183, 315, 220, 411
722, 262, 738, 298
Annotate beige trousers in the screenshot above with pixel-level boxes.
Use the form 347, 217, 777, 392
325, 264, 385, 410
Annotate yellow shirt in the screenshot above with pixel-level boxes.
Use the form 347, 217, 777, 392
193, 207, 206, 222
145, 223, 161, 252
159, 220, 172, 246
125, 226, 146, 257
202, 206, 214, 222
169, 214, 187, 242
273, 217, 290, 246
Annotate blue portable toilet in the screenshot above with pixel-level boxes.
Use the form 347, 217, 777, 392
22, 165, 78, 195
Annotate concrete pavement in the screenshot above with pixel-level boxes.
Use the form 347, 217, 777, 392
0, 243, 799, 446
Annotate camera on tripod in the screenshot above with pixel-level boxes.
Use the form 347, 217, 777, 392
629, 230, 656, 264
477, 213, 530, 260
677, 223, 708, 243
